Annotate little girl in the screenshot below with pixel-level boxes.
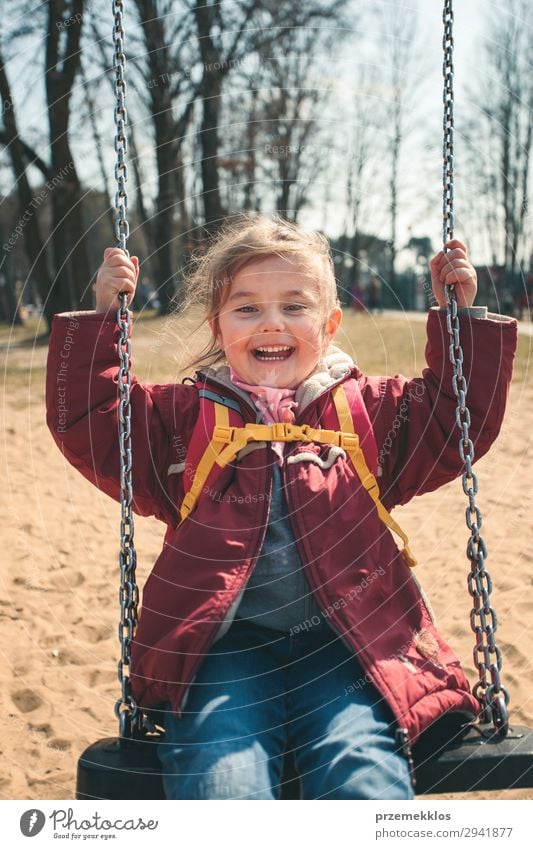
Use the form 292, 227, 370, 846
46, 215, 517, 800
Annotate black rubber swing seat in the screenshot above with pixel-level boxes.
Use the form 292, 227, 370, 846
412, 722, 533, 794
76, 723, 533, 800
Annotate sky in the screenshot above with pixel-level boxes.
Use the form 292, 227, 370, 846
1, 0, 528, 267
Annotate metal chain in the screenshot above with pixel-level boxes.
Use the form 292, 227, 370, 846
112, 0, 129, 253
112, 0, 140, 739
442, 0, 454, 249
442, 0, 509, 735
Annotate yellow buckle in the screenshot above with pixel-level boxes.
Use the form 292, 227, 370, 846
213, 425, 236, 443
271, 422, 305, 441
270, 422, 286, 440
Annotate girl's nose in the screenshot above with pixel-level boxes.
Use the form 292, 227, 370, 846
257, 305, 285, 332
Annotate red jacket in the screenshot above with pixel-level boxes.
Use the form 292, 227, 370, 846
45, 308, 517, 747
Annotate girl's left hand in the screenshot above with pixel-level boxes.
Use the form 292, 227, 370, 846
429, 239, 477, 308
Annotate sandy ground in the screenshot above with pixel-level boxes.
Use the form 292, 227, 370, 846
1, 311, 532, 801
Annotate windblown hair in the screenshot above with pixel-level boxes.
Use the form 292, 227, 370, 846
175, 213, 340, 376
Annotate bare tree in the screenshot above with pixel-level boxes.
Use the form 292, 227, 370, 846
0, 42, 54, 326
0, 3, 91, 323
260, 33, 335, 222
131, 1, 198, 310
85, 1, 199, 312
217, 80, 262, 215
192, 0, 268, 230
216, 1, 350, 222
45, 0, 92, 311
483, 1, 532, 283
461, 0, 532, 310
79, 56, 115, 235
377, 2, 419, 293
340, 66, 388, 299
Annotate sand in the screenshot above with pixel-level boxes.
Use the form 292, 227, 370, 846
1, 311, 531, 800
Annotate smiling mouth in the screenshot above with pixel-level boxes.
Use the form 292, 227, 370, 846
252, 345, 295, 361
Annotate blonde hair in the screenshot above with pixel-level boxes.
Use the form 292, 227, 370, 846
175, 213, 340, 375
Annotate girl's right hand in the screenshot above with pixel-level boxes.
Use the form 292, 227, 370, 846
95, 247, 139, 313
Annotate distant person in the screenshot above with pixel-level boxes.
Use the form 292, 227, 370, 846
350, 280, 365, 311
368, 275, 383, 313
138, 276, 160, 309
501, 286, 515, 317
518, 275, 532, 321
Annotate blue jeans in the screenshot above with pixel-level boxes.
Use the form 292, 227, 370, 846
156, 616, 414, 800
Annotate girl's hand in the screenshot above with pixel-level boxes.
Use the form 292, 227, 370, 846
95, 247, 139, 313
429, 239, 477, 308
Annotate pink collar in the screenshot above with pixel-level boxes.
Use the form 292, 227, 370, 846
229, 367, 298, 426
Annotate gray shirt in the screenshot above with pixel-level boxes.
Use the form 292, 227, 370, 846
234, 460, 328, 632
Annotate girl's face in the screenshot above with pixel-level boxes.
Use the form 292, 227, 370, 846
209, 255, 342, 388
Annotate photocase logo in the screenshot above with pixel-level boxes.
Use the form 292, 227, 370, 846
20, 809, 46, 837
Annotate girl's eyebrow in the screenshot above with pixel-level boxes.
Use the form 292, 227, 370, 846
227, 288, 311, 302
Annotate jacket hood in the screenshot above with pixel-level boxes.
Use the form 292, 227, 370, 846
197, 344, 357, 417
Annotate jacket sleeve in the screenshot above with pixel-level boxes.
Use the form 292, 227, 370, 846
361, 307, 518, 510
45, 311, 198, 525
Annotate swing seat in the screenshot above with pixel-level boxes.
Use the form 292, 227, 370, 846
77, 736, 166, 800
76, 722, 533, 799
413, 724, 533, 794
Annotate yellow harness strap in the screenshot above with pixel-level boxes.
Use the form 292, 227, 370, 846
177, 402, 230, 526
177, 385, 416, 568
331, 386, 417, 568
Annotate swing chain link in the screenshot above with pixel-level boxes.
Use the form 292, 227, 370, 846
113, 0, 140, 739
113, 0, 129, 252
442, 0, 454, 247
442, 0, 509, 736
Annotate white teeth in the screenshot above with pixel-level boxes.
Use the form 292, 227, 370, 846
255, 345, 292, 352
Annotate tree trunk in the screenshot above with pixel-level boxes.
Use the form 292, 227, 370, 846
194, 1, 224, 231
46, 0, 91, 312
135, 0, 198, 312
128, 123, 157, 281
80, 59, 115, 237
199, 73, 224, 230
153, 114, 177, 313
242, 87, 258, 211
0, 53, 54, 328
389, 93, 401, 293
